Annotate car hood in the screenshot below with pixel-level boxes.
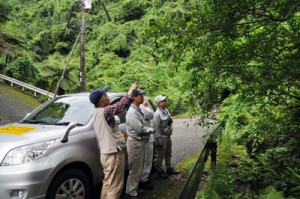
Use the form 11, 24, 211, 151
0, 123, 69, 163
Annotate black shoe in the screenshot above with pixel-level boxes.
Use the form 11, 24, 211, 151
126, 194, 138, 199
157, 171, 168, 179
166, 168, 179, 175
137, 189, 145, 195
139, 180, 154, 190
150, 166, 158, 174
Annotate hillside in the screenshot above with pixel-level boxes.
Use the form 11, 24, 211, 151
1, 0, 194, 112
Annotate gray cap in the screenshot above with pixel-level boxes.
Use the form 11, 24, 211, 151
133, 89, 146, 96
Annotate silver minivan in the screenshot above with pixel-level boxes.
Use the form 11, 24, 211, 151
0, 92, 151, 199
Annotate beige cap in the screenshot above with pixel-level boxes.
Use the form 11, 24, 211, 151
154, 95, 167, 105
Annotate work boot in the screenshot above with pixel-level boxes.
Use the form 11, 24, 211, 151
166, 167, 179, 175
157, 171, 168, 179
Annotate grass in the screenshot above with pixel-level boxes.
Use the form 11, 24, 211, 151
140, 171, 189, 199
140, 150, 202, 199
0, 83, 41, 107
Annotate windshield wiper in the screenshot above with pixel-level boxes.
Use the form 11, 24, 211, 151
55, 122, 84, 126
20, 120, 51, 124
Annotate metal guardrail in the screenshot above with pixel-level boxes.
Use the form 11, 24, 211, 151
177, 132, 217, 199
0, 74, 55, 99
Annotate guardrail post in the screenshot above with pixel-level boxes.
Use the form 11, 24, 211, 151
209, 140, 217, 169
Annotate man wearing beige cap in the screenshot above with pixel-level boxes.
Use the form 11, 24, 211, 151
153, 95, 179, 179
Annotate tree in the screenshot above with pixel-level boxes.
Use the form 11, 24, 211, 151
36, 52, 78, 94
146, 0, 300, 197
0, 1, 25, 73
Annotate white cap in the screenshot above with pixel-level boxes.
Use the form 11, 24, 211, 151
154, 95, 167, 105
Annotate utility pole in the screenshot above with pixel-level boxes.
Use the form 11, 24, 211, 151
80, 0, 85, 92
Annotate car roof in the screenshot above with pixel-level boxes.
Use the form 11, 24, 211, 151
55, 92, 153, 107
57, 92, 125, 98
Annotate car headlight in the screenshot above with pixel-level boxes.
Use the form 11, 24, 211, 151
1, 140, 55, 166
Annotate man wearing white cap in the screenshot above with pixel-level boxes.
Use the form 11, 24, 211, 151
153, 95, 179, 179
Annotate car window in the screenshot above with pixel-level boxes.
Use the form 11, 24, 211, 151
22, 96, 95, 125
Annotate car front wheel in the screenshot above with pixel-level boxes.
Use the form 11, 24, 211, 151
46, 168, 91, 199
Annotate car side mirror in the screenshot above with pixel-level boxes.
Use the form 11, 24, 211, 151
61, 122, 78, 143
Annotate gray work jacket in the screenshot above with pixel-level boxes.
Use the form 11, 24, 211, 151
153, 108, 173, 139
126, 104, 155, 142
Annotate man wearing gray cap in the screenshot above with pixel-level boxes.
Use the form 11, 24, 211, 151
153, 95, 179, 179
89, 82, 138, 199
125, 89, 155, 198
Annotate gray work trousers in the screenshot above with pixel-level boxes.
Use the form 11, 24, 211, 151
140, 141, 154, 182
155, 135, 172, 172
126, 139, 146, 196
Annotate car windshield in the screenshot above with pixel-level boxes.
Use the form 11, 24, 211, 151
21, 95, 95, 125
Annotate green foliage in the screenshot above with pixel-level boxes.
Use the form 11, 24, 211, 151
114, 1, 146, 23
214, 93, 300, 197
4, 57, 38, 83
1, 1, 300, 197
0, 0, 11, 23
285, 167, 300, 197
197, 145, 235, 199
258, 186, 285, 199
1, 0, 196, 113
145, 0, 300, 197
36, 52, 78, 93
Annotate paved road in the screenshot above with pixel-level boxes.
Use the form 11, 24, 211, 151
171, 117, 211, 165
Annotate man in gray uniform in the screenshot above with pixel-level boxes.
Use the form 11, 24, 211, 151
153, 95, 179, 179
125, 89, 155, 198
139, 100, 155, 190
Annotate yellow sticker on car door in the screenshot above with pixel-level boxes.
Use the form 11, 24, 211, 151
0, 126, 37, 136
